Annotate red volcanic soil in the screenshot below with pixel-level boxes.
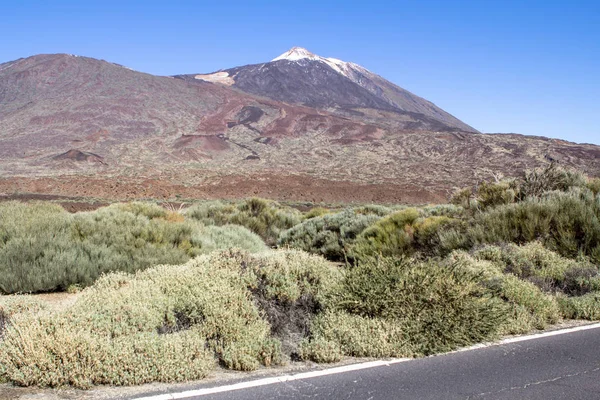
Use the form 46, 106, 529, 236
0, 175, 446, 205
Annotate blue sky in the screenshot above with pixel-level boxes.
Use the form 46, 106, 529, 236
1, 0, 599, 144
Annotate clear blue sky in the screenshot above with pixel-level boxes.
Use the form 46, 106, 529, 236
2, 0, 599, 144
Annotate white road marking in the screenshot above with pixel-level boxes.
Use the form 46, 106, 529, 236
134, 322, 600, 400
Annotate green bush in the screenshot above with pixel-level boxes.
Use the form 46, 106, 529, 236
450, 187, 474, 209
0, 202, 267, 294
113, 201, 168, 219
350, 209, 460, 259
352, 204, 394, 217
278, 209, 382, 262
304, 311, 414, 359
474, 242, 599, 295
327, 257, 506, 355
477, 180, 517, 210
588, 177, 600, 196
349, 208, 420, 259
299, 335, 343, 363
420, 204, 464, 218
468, 189, 600, 263
519, 164, 587, 199
490, 274, 560, 330
303, 207, 332, 220
0, 249, 340, 388
557, 293, 600, 320
185, 198, 301, 246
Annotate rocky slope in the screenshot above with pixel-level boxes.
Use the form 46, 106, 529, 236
0, 50, 598, 203
177, 47, 477, 133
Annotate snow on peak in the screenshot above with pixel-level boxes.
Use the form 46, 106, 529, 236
271, 47, 371, 81
272, 47, 318, 61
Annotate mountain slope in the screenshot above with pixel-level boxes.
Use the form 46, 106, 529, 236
0, 52, 598, 203
180, 47, 477, 133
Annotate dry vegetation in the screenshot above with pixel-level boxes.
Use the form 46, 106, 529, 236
1, 165, 599, 389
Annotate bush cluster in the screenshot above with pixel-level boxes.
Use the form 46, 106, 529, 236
278, 208, 383, 261
451, 164, 590, 211
468, 189, 600, 263
1, 164, 599, 389
185, 198, 302, 246
301, 257, 506, 358
349, 208, 461, 260
0, 250, 338, 388
0, 202, 266, 294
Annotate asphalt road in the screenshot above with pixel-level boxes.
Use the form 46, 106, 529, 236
135, 325, 600, 400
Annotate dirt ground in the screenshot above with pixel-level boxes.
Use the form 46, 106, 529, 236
0, 174, 447, 206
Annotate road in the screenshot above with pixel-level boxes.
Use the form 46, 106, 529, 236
134, 324, 600, 400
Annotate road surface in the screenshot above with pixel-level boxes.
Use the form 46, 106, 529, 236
134, 324, 600, 400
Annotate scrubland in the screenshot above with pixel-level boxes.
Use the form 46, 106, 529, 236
1, 164, 599, 388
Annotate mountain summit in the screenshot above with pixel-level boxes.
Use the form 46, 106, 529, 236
180, 47, 477, 132
271, 46, 319, 61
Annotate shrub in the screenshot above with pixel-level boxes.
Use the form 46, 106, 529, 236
352, 204, 393, 217
557, 293, 600, 320
299, 336, 343, 363
304, 311, 414, 359
278, 209, 381, 262
0, 249, 339, 388
587, 177, 600, 196
0, 316, 216, 388
468, 190, 600, 263
561, 267, 600, 296
190, 224, 267, 255
489, 274, 560, 330
328, 257, 506, 355
349, 208, 420, 259
420, 204, 464, 218
0, 295, 48, 338
185, 198, 302, 246
236, 249, 342, 356
113, 201, 168, 219
450, 187, 473, 209
474, 242, 599, 295
519, 163, 587, 199
303, 207, 331, 220
350, 209, 460, 259
0, 202, 267, 294
477, 180, 517, 210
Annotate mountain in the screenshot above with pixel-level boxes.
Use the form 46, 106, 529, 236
176, 47, 477, 133
0, 50, 599, 204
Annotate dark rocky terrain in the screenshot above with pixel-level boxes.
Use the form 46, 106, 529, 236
176, 47, 477, 133
0, 49, 598, 203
